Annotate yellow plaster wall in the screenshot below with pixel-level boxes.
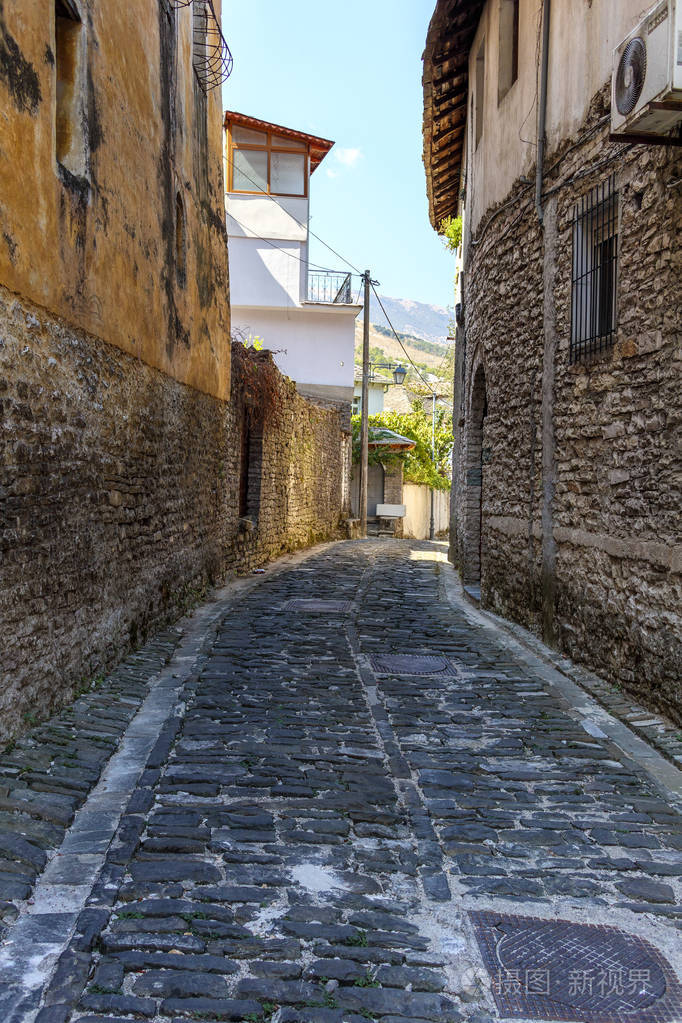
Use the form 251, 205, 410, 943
0, 0, 230, 399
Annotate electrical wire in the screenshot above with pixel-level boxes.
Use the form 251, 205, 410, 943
225, 153, 362, 275
369, 283, 435, 395
474, 143, 631, 261
518, 0, 544, 146
472, 115, 617, 250
227, 212, 340, 272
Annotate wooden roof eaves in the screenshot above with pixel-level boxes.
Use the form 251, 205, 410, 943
422, 0, 485, 229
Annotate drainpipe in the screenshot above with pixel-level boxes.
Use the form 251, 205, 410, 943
536, 0, 551, 223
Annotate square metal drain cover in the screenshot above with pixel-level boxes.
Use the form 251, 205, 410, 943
284, 599, 352, 613
369, 654, 457, 676
470, 910, 682, 1023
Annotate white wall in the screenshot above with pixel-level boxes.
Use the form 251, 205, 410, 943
353, 382, 386, 415
228, 237, 305, 309
402, 484, 450, 540
465, 0, 651, 236
227, 194, 308, 242
227, 193, 309, 308
231, 305, 359, 392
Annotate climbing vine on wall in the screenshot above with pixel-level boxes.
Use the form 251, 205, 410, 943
231, 339, 283, 425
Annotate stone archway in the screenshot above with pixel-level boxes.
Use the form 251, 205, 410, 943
463, 363, 488, 586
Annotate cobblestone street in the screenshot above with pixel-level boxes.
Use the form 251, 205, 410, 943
1, 540, 681, 1023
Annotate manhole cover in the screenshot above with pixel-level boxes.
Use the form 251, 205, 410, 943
470, 910, 682, 1023
369, 654, 456, 676
284, 599, 352, 613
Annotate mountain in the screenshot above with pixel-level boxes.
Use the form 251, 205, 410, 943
363, 294, 452, 346
353, 321, 446, 377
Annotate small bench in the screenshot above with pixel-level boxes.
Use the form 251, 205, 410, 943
375, 504, 406, 537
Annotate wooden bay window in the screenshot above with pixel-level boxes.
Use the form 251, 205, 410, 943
227, 123, 308, 197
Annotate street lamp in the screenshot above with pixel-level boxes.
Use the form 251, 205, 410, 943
369, 361, 408, 387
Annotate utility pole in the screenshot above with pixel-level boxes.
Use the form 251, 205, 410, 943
430, 390, 436, 540
359, 270, 371, 536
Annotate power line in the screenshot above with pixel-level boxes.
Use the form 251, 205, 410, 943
369, 282, 435, 395
227, 212, 338, 272
225, 153, 362, 275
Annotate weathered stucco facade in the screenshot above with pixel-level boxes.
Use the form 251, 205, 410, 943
424, 1, 682, 722
0, 2, 348, 742
0, 0, 230, 396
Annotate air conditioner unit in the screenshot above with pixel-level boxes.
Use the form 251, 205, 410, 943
611, 0, 682, 136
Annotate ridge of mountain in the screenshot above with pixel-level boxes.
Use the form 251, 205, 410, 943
362, 293, 452, 346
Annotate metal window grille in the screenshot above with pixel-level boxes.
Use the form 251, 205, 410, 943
570, 173, 619, 363
167, 0, 233, 92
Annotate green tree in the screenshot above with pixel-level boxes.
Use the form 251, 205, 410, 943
440, 215, 462, 252
351, 401, 453, 490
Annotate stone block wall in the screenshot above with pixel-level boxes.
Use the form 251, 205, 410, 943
0, 291, 345, 742
228, 346, 347, 574
454, 87, 682, 722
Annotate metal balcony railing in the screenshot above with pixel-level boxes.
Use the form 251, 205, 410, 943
307, 271, 353, 304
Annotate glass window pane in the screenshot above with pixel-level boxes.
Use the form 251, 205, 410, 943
232, 148, 268, 192
271, 152, 305, 195
232, 125, 267, 145
270, 133, 306, 150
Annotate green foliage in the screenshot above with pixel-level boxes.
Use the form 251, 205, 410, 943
354, 971, 380, 988
351, 401, 453, 491
241, 334, 264, 351
440, 215, 462, 252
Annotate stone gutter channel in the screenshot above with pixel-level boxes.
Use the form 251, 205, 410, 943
0, 544, 336, 1023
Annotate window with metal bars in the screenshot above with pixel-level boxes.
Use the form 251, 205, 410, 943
570, 173, 619, 363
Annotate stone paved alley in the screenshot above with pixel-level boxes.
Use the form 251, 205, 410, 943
1, 540, 681, 1023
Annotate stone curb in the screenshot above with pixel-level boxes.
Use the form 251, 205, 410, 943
0, 628, 182, 938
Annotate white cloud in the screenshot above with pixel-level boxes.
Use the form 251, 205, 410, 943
335, 147, 362, 168
326, 167, 339, 179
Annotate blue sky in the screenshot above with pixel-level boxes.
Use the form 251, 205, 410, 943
220, 0, 454, 310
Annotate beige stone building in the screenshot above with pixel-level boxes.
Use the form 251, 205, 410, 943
0, 1, 348, 741
423, 0, 681, 720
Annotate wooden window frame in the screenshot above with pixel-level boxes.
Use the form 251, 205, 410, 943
227, 122, 309, 198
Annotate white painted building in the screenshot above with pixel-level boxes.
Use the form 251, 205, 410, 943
352, 377, 387, 417
224, 112, 362, 410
